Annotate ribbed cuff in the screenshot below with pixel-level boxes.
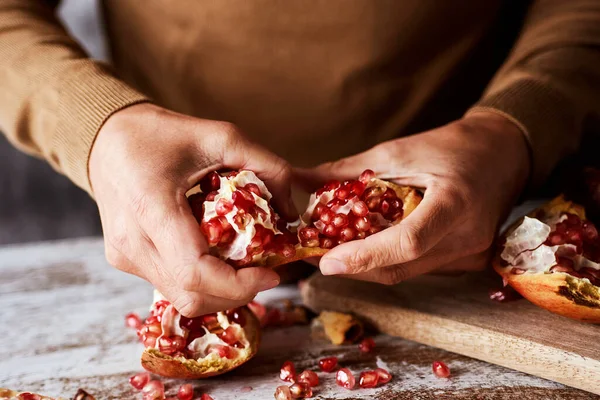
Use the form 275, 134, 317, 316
466, 78, 578, 190
52, 61, 150, 195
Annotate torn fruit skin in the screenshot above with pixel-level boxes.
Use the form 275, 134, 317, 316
494, 195, 600, 323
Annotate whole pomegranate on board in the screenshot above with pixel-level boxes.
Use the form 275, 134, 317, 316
494, 194, 600, 322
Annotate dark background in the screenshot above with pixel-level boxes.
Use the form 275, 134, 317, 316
0, 0, 105, 245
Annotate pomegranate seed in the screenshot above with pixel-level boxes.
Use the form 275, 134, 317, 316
358, 337, 375, 353
356, 231, 366, 239
365, 196, 382, 211
202, 219, 224, 245
327, 198, 348, 209
353, 216, 371, 232
318, 357, 338, 372
142, 333, 159, 348
179, 316, 204, 331
359, 370, 379, 388
375, 368, 392, 384
582, 221, 599, 241
274, 386, 292, 400
380, 199, 391, 214
243, 183, 262, 196
320, 209, 335, 224
323, 224, 339, 238
280, 361, 297, 382
226, 308, 246, 326
142, 380, 165, 400
215, 198, 234, 216
299, 227, 320, 241
362, 186, 384, 199
336, 368, 356, 389
303, 238, 320, 247
324, 180, 341, 192
209, 344, 234, 359
565, 213, 581, 226
289, 382, 313, 398
312, 203, 326, 220
177, 384, 194, 400
432, 361, 451, 378
511, 267, 526, 275
200, 395, 214, 400
125, 312, 143, 329
298, 370, 319, 387
17, 394, 41, 400
232, 190, 256, 212
320, 237, 335, 248
350, 181, 366, 196
351, 201, 369, 217
248, 301, 267, 325
129, 372, 151, 390
332, 213, 349, 228
279, 243, 296, 257
158, 335, 186, 355
205, 191, 218, 201
200, 171, 221, 193
335, 185, 351, 200
219, 326, 239, 345
339, 227, 356, 242
359, 169, 375, 183
152, 300, 171, 316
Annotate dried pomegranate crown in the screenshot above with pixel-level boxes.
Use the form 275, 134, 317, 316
188, 169, 422, 268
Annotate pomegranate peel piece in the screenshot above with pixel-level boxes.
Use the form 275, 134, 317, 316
494, 194, 600, 323
141, 306, 260, 379
314, 311, 364, 345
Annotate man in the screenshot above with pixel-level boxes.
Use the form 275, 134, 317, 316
1, 1, 598, 317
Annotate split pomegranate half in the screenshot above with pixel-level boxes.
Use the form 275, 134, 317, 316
494, 195, 600, 322
139, 291, 260, 379
187, 169, 422, 269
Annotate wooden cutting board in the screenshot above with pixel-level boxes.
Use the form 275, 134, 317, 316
300, 270, 600, 395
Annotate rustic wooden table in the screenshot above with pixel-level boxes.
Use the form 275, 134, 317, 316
0, 238, 597, 400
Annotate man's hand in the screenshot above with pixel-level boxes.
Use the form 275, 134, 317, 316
89, 104, 295, 316
297, 112, 530, 284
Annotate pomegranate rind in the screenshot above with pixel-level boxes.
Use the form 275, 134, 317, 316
494, 195, 600, 323
255, 181, 422, 268
315, 311, 364, 345
140, 307, 261, 378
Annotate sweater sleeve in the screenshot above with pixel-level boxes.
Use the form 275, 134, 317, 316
467, 0, 600, 189
0, 0, 149, 194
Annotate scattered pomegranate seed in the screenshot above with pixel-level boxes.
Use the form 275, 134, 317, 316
359, 370, 380, 388
336, 368, 356, 389
142, 380, 165, 400
200, 394, 214, 400
297, 370, 319, 387
318, 357, 338, 372
176, 384, 193, 400
280, 360, 297, 382
274, 385, 292, 400
375, 368, 392, 383
18, 393, 41, 400
358, 337, 375, 353
129, 372, 151, 390
432, 361, 451, 378
125, 312, 143, 330
289, 382, 313, 398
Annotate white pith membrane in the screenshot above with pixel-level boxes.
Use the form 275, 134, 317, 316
144, 291, 251, 362
501, 215, 600, 276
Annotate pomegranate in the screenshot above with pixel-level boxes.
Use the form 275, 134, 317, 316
375, 368, 392, 384
274, 386, 292, 400
176, 384, 193, 400
358, 370, 379, 388
187, 169, 422, 269
279, 361, 297, 382
358, 337, 375, 353
289, 382, 313, 398
140, 291, 260, 379
494, 195, 600, 322
129, 372, 151, 390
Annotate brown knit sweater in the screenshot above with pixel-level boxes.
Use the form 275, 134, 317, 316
1, 0, 599, 194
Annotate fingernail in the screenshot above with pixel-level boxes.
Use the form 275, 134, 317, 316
321, 259, 347, 275
258, 279, 280, 292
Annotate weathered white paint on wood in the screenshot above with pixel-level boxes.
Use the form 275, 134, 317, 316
0, 239, 596, 399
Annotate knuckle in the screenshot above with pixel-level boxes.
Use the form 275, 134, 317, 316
399, 225, 426, 261
345, 247, 376, 272
174, 293, 204, 318
174, 263, 202, 292
105, 234, 128, 269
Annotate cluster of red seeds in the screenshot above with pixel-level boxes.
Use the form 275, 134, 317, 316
298, 170, 403, 249
542, 213, 600, 285
129, 374, 213, 400
189, 171, 297, 266
14, 394, 42, 400
274, 337, 394, 399
128, 300, 246, 360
